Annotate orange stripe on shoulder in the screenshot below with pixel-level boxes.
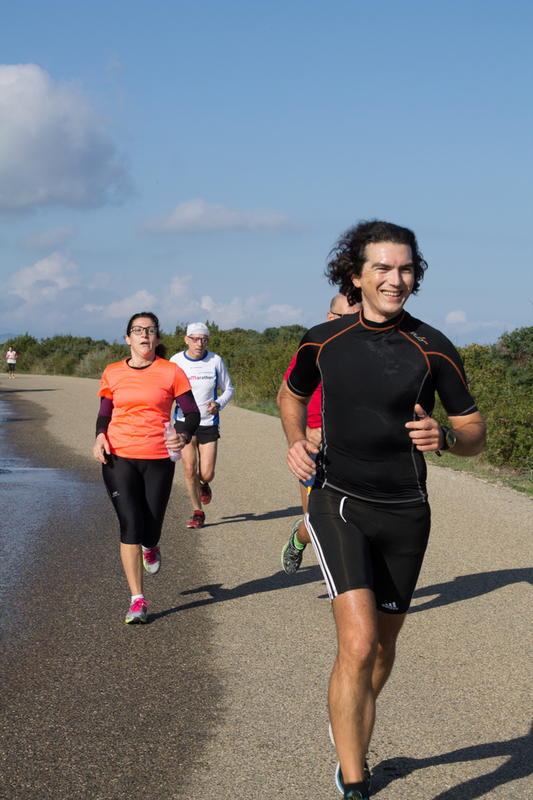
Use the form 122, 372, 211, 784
315, 319, 362, 366
294, 319, 362, 367
399, 330, 470, 390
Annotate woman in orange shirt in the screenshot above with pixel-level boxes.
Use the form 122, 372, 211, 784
93, 312, 200, 624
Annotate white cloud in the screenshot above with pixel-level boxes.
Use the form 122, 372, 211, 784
18, 226, 78, 250
0, 63, 131, 214
9, 251, 80, 303
138, 198, 303, 234
0, 258, 302, 339
205, 296, 302, 329
167, 275, 192, 297
444, 310, 507, 333
98, 290, 158, 320
445, 310, 468, 324
159, 288, 302, 330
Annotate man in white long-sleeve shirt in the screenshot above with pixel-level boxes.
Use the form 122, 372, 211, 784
170, 322, 234, 529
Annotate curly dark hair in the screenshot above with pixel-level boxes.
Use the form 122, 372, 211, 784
125, 311, 167, 359
325, 220, 428, 305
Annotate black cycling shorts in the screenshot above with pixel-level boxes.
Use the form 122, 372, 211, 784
102, 454, 175, 547
306, 485, 431, 614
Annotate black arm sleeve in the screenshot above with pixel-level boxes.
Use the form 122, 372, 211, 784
96, 397, 113, 437
175, 390, 201, 440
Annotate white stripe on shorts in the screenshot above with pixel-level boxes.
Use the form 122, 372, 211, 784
304, 510, 338, 601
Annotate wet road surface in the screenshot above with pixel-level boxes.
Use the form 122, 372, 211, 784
0, 384, 219, 799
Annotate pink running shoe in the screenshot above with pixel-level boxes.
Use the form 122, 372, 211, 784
142, 546, 161, 575
125, 598, 149, 624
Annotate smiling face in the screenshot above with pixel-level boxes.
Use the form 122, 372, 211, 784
125, 316, 160, 364
352, 241, 415, 323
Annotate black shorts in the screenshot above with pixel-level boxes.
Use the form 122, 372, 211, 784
175, 421, 220, 444
306, 485, 431, 614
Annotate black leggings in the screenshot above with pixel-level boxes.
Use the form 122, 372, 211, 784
102, 454, 175, 547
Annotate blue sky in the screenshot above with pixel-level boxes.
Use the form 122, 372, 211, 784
0, 0, 531, 345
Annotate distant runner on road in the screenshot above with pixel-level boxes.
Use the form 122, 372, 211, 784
5, 346, 18, 379
279, 220, 486, 800
170, 322, 234, 530
277, 294, 361, 575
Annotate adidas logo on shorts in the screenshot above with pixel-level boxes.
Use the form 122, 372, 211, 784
381, 601, 398, 611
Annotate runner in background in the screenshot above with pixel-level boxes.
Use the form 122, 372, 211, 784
5, 346, 18, 379
170, 323, 234, 529
93, 312, 200, 624
277, 294, 361, 575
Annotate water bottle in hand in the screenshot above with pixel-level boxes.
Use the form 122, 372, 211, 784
164, 421, 182, 462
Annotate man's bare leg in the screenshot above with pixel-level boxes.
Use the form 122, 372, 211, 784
329, 589, 378, 785
297, 483, 311, 544
373, 610, 407, 698
180, 437, 202, 510
197, 440, 217, 484
296, 423, 321, 544
330, 594, 407, 788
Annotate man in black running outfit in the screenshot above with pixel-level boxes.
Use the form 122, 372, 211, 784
279, 220, 486, 800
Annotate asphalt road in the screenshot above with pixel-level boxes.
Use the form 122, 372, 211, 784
1, 374, 532, 800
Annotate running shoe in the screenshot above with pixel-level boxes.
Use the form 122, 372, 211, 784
199, 480, 212, 505
344, 792, 368, 800
125, 598, 149, 624
142, 546, 161, 575
335, 762, 372, 797
281, 519, 306, 575
187, 510, 205, 529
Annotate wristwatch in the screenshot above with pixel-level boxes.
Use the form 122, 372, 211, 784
439, 425, 456, 451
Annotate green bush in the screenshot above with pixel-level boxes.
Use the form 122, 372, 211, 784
75, 345, 129, 378
432, 339, 533, 471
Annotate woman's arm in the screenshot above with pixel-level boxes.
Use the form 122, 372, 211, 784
93, 397, 113, 464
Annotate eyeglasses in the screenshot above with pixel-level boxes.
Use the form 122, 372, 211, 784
129, 326, 157, 336
330, 312, 351, 318
187, 336, 209, 344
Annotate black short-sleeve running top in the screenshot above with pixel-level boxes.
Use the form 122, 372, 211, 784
287, 309, 478, 504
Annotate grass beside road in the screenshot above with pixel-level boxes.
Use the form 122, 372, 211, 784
424, 452, 533, 497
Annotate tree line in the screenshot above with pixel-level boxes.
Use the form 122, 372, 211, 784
4, 323, 532, 474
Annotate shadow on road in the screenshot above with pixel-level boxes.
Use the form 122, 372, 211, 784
374, 719, 533, 798
209, 505, 302, 525
149, 564, 325, 621
411, 568, 533, 613
0, 386, 58, 393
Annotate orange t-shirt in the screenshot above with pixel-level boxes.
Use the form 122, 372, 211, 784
98, 357, 191, 459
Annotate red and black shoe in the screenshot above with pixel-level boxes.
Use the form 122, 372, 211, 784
199, 481, 212, 505
187, 510, 205, 529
